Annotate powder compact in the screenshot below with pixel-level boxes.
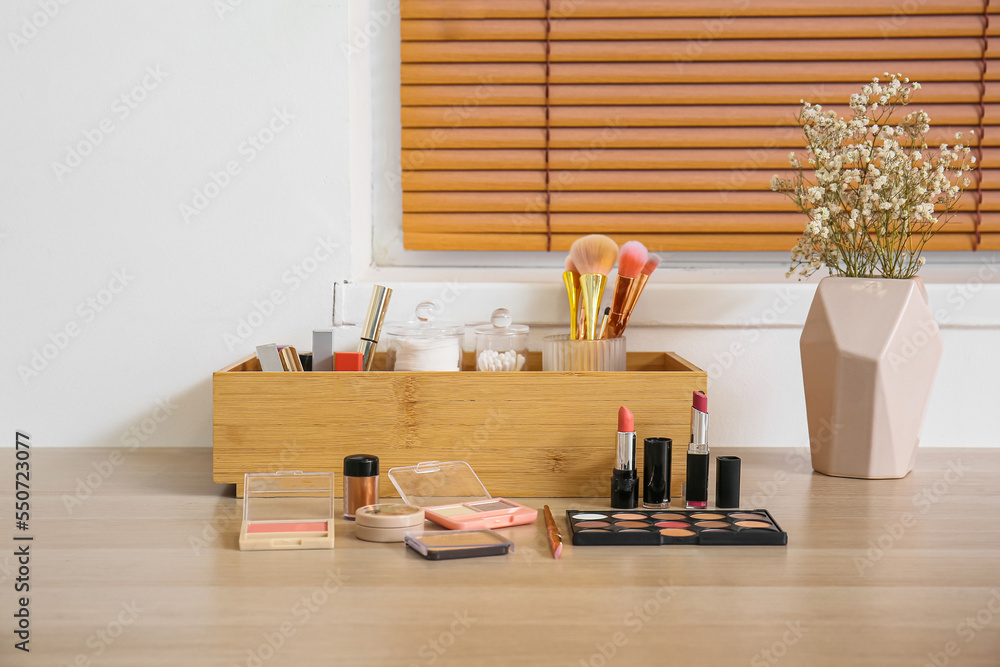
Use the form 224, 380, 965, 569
239, 471, 336, 551
388, 461, 537, 530
354, 503, 425, 543
566, 509, 787, 546
404, 529, 514, 560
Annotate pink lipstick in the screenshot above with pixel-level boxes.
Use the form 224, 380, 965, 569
610, 406, 638, 509
685, 391, 710, 509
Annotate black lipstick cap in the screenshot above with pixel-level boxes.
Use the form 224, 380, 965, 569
715, 456, 741, 509
643, 437, 672, 508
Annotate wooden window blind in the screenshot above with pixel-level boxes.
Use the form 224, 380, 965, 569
400, 0, 997, 252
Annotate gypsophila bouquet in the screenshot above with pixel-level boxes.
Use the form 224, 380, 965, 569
772, 74, 973, 280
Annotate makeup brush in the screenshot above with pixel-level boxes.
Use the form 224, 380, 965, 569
601, 241, 647, 339
543, 505, 562, 559
562, 257, 581, 340
618, 254, 661, 335
569, 234, 618, 340
599, 306, 611, 339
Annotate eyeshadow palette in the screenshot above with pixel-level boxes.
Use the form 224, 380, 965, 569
566, 509, 787, 546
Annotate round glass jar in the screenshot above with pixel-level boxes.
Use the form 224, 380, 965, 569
383, 301, 465, 371
474, 308, 529, 372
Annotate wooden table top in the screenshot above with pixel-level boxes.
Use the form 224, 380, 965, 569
3, 447, 998, 666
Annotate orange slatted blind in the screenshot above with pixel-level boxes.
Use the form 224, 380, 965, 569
400, 0, 998, 251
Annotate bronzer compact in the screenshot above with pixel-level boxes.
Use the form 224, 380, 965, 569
388, 461, 537, 530
239, 471, 336, 551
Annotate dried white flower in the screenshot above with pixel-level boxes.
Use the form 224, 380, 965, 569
772, 75, 972, 280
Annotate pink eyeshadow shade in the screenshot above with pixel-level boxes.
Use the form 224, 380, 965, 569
247, 521, 328, 534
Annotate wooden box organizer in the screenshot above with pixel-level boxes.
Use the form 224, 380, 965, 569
214, 351, 707, 499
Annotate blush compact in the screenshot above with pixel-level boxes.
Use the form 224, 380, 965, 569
239, 471, 336, 551
388, 461, 537, 530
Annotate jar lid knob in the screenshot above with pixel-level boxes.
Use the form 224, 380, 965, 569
491, 308, 512, 328
415, 301, 436, 322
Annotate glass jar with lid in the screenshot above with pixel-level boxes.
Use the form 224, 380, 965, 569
383, 302, 465, 371
474, 308, 529, 371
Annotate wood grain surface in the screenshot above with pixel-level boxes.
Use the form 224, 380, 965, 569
2, 447, 997, 666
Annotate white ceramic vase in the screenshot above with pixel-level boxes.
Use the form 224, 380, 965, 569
800, 276, 942, 479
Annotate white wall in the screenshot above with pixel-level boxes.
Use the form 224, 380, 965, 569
2, 1, 998, 448
1, 0, 350, 446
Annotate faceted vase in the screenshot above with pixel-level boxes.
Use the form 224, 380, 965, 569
800, 276, 942, 479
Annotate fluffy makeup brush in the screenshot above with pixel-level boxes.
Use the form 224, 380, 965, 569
617, 253, 662, 335
562, 257, 581, 340
602, 241, 648, 339
568, 234, 619, 340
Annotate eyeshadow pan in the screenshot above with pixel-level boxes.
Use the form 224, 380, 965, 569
735, 520, 773, 528
660, 528, 695, 537
574, 521, 611, 528
651, 513, 686, 520
615, 521, 649, 528
577, 528, 609, 532
654, 521, 691, 528
612, 513, 646, 520
690, 513, 725, 520
572, 513, 607, 520
434, 505, 478, 517
695, 520, 731, 528
246, 521, 328, 534
729, 513, 765, 520
469, 500, 517, 513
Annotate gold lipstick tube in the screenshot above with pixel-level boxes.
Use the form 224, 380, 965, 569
358, 285, 392, 371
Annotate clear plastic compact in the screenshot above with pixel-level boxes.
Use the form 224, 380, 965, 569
239, 471, 335, 551
388, 460, 537, 530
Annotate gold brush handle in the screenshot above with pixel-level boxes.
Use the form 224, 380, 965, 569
562, 271, 580, 340
579, 273, 607, 341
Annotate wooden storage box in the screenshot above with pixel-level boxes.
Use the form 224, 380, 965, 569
214, 352, 706, 498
